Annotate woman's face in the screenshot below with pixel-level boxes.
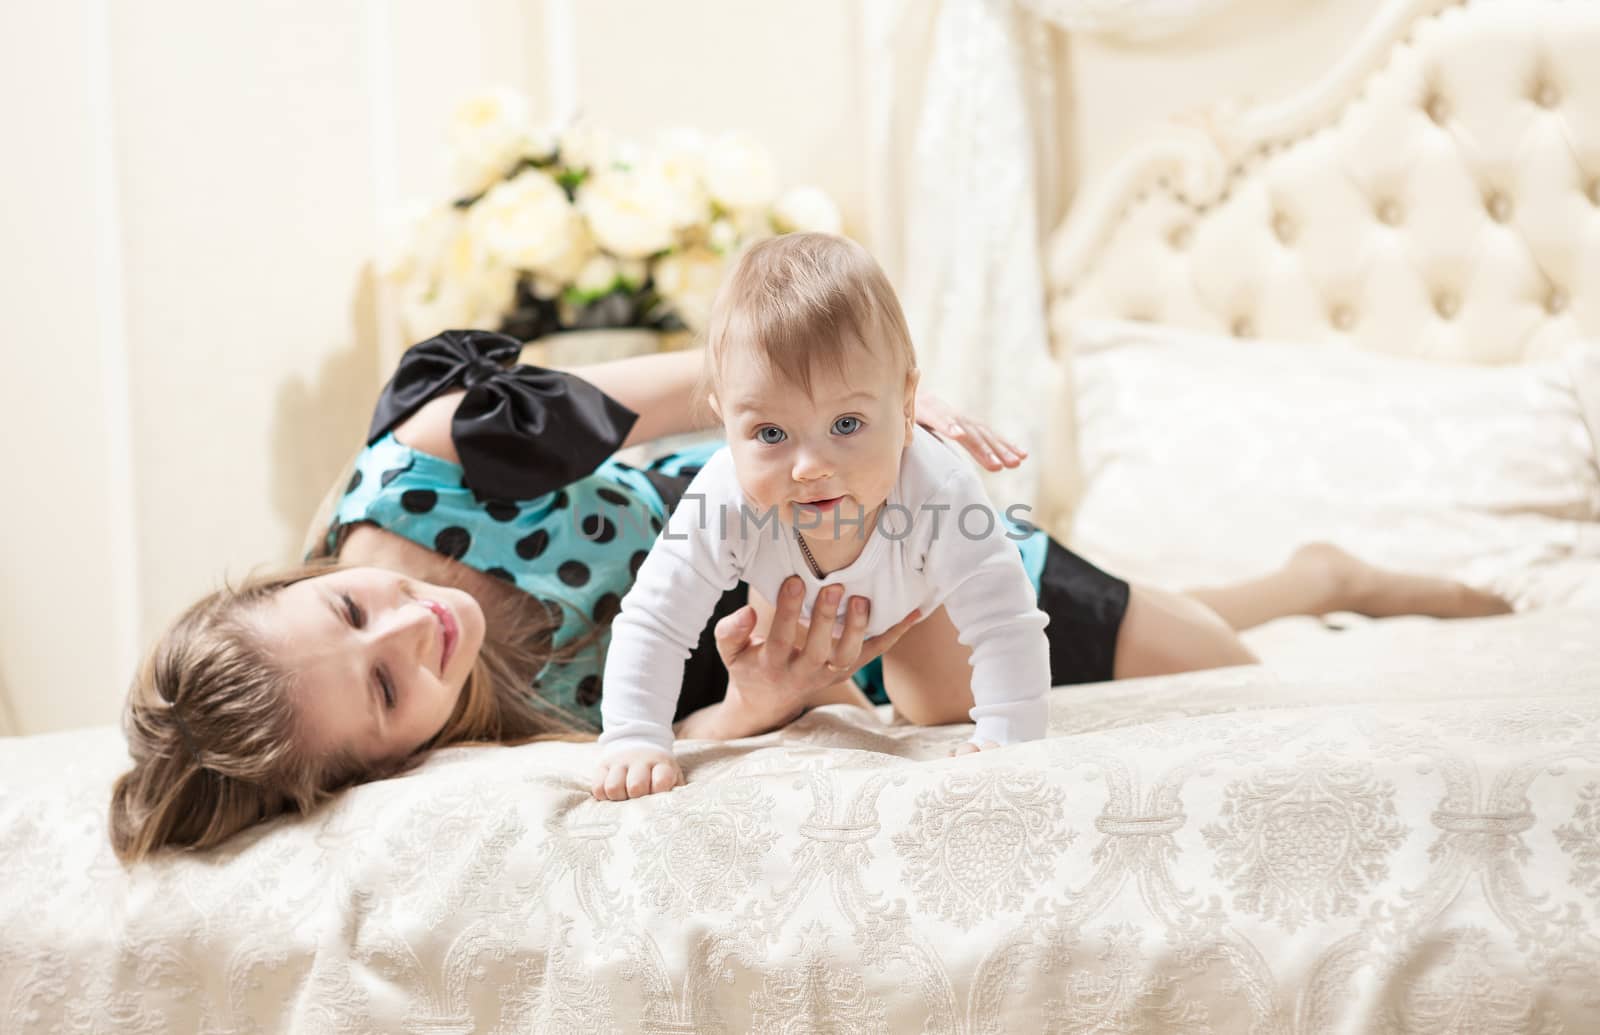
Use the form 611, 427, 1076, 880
256, 567, 486, 766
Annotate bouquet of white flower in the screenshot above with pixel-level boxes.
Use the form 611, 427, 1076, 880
382, 88, 844, 345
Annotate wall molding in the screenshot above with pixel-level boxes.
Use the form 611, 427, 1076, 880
366, 0, 403, 377
88, 0, 140, 681
541, 0, 576, 124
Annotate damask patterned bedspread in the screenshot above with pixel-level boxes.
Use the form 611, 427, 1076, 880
2, 608, 1598, 1033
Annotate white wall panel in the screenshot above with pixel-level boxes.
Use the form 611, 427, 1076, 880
107, 0, 385, 652
0, 0, 127, 735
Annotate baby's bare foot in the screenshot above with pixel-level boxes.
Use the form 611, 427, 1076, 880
949, 739, 1000, 757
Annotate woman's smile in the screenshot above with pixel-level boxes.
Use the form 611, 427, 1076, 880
420, 598, 459, 672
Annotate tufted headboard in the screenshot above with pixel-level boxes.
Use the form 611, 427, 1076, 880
1035, 0, 1600, 531
1046, 0, 1600, 362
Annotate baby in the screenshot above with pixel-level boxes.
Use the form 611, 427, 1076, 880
594, 232, 1050, 799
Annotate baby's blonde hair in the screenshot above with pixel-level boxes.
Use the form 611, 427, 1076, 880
704, 232, 917, 399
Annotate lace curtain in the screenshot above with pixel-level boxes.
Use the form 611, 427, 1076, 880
863, 0, 1060, 511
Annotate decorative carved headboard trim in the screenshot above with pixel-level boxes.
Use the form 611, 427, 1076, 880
1044, 0, 1599, 363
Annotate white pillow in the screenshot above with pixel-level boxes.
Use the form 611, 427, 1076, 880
1064, 320, 1600, 608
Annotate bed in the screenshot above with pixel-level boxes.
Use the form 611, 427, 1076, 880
4, 0, 1599, 1031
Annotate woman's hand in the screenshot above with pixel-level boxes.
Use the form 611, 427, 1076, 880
677, 577, 921, 741
913, 390, 1028, 471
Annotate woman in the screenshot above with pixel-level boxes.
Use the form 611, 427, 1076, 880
110, 330, 1508, 861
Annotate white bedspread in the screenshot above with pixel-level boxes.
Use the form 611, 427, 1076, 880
3, 607, 1598, 1033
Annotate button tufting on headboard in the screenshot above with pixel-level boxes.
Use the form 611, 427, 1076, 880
1271, 212, 1296, 244
1047, 0, 1600, 366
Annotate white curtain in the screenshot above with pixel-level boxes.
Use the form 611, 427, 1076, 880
863, 0, 1062, 511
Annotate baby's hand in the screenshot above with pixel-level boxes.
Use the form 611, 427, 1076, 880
949, 739, 1001, 758
593, 748, 682, 801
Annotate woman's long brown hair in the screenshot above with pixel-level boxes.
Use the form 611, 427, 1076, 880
110, 536, 607, 864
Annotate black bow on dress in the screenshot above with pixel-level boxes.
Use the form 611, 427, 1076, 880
366, 329, 638, 500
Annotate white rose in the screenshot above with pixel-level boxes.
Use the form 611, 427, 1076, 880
470, 169, 585, 277
617, 258, 648, 289
404, 283, 515, 339
703, 132, 778, 211
643, 156, 709, 230
559, 122, 615, 173
646, 128, 711, 229
450, 88, 532, 196
772, 186, 842, 235
573, 255, 621, 300
652, 247, 728, 331
444, 224, 518, 320
529, 275, 564, 301
541, 219, 595, 285
379, 201, 460, 282
523, 124, 559, 164
517, 223, 594, 301
578, 167, 680, 259
399, 226, 517, 340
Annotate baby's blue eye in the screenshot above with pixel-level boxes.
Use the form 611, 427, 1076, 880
756, 426, 787, 444
833, 416, 861, 435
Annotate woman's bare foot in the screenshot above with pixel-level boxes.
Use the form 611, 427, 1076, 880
1285, 543, 1513, 619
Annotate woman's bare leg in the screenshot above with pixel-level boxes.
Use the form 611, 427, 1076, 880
1112, 585, 1258, 678
1185, 542, 1512, 632
878, 586, 1260, 723
872, 542, 1513, 723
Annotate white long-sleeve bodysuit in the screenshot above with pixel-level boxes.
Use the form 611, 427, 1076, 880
598, 425, 1050, 756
